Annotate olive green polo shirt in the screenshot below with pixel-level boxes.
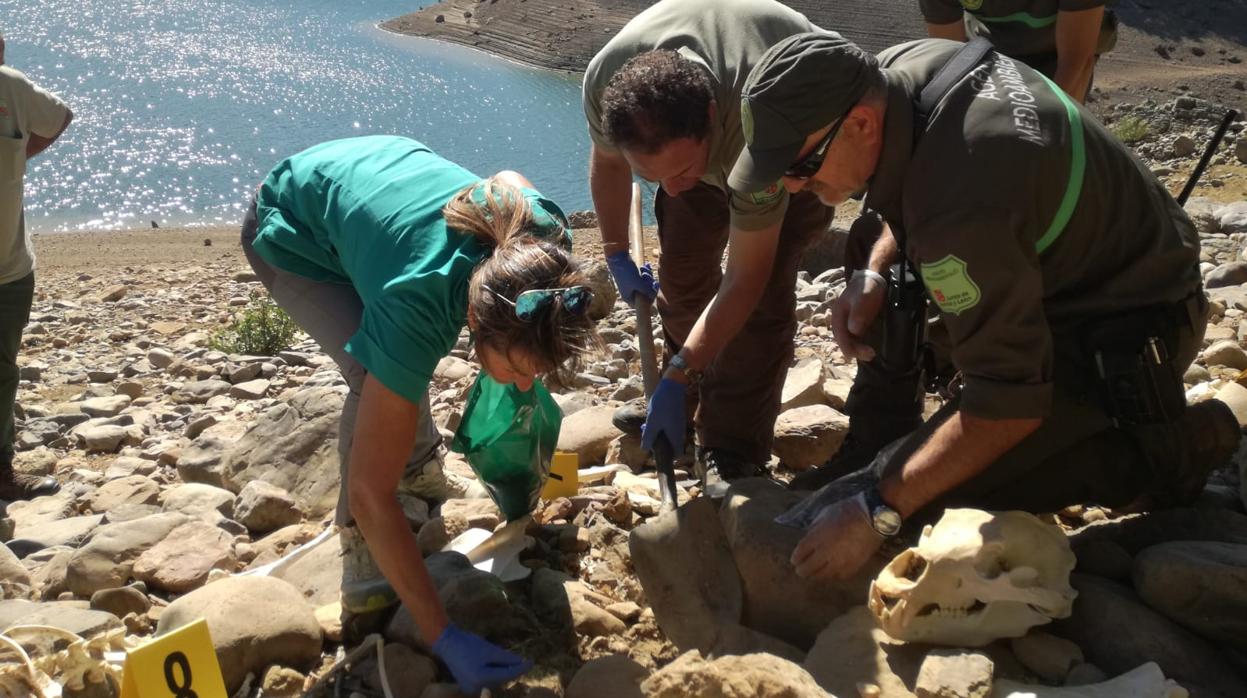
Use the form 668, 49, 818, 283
866, 39, 1200, 420
919, 0, 1113, 60
582, 0, 817, 231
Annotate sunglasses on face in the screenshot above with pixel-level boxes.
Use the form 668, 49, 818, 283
784, 118, 845, 180
485, 285, 594, 321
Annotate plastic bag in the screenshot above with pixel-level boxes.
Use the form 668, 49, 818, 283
450, 373, 562, 521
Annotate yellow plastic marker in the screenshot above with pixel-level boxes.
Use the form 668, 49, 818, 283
540, 451, 579, 500
120, 618, 227, 698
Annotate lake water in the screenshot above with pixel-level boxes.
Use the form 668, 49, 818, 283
3, 0, 598, 232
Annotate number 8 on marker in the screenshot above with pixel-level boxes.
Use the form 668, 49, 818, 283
164, 652, 198, 698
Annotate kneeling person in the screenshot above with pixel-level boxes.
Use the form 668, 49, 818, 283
730, 34, 1238, 581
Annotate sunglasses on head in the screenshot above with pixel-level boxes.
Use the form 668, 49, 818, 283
783, 117, 845, 180
485, 285, 593, 321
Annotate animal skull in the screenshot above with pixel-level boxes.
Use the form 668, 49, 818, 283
868, 508, 1076, 646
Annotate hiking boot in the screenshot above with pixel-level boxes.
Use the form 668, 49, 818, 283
698, 448, 767, 491
398, 450, 487, 503
1140, 398, 1241, 507
788, 435, 879, 492
611, 398, 647, 436
0, 461, 60, 502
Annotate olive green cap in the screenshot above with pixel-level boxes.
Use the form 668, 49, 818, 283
730, 31, 879, 193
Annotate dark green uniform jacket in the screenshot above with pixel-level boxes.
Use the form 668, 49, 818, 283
865, 39, 1200, 421
918, 0, 1116, 62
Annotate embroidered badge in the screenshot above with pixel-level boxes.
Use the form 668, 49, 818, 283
749, 181, 783, 205
961, 0, 984, 10
920, 255, 982, 315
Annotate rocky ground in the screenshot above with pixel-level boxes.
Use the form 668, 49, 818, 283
2, 105, 1247, 697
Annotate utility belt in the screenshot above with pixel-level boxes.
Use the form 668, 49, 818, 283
880, 281, 1205, 427
1079, 291, 1204, 427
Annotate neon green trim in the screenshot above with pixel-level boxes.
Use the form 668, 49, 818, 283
976, 11, 1057, 28
1033, 73, 1086, 255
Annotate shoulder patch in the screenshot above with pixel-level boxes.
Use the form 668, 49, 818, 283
960, 0, 983, 10
749, 181, 783, 205
920, 255, 981, 315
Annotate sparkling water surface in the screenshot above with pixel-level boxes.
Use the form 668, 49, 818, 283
3, 0, 592, 232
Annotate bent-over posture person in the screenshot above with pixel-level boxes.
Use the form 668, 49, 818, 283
583, 0, 834, 484
241, 135, 598, 694
730, 33, 1238, 582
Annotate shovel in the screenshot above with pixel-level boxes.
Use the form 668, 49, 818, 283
628, 183, 680, 511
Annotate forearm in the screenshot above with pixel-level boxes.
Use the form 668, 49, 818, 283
867, 223, 899, 274
351, 491, 448, 644
878, 411, 1041, 517
589, 145, 634, 257
26, 110, 72, 159
1054, 8, 1104, 103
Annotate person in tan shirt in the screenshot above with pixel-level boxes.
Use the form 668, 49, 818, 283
0, 30, 72, 501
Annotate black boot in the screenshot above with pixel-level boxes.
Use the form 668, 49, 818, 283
788, 435, 879, 491
1136, 399, 1241, 508
0, 459, 60, 501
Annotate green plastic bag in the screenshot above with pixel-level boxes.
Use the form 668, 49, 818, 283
450, 373, 562, 521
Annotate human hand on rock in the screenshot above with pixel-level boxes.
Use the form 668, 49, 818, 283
791, 493, 884, 582
831, 269, 886, 361
433, 624, 531, 694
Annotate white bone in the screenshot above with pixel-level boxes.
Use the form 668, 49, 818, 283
992, 662, 1187, 697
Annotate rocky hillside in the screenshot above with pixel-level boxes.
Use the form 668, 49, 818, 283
3, 105, 1247, 695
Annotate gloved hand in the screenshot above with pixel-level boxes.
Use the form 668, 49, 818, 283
641, 377, 687, 456
606, 250, 659, 306
433, 624, 531, 694
831, 269, 887, 361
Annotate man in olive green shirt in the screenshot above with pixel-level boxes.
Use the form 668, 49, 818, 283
730, 33, 1237, 582
583, 0, 834, 482
920, 0, 1118, 102
0, 31, 71, 502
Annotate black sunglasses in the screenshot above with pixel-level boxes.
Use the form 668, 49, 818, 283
484, 285, 593, 321
784, 118, 845, 179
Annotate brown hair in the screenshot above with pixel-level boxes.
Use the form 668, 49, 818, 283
601, 50, 715, 153
447, 178, 599, 384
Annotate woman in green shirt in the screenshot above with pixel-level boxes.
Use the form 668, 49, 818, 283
240, 136, 597, 693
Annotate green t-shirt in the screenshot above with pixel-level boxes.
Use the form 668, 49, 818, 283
251, 135, 569, 404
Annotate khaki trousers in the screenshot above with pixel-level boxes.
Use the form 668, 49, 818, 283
654, 183, 833, 464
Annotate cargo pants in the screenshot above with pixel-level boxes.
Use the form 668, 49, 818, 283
0, 272, 34, 464
654, 183, 833, 465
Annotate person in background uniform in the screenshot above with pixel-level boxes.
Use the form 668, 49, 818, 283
920, 0, 1117, 103
583, 0, 834, 485
0, 31, 71, 502
241, 135, 598, 694
730, 33, 1239, 582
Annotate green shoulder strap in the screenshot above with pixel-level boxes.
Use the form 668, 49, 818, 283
1032, 73, 1086, 255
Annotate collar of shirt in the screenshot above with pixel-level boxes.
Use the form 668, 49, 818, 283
863, 72, 917, 221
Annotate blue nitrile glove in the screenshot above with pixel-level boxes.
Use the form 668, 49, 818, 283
606, 250, 659, 306
433, 624, 531, 694
641, 377, 687, 456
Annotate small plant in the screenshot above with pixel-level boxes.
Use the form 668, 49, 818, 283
1112, 116, 1152, 144
210, 292, 301, 356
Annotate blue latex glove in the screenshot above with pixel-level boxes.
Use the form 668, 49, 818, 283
606, 250, 659, 306
641, 377, 687, 456
433, 624, 531, 694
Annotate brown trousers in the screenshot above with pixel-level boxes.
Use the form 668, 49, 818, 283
654, 183, 833, 464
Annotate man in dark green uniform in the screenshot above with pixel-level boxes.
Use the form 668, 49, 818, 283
729, 32, 1239, 581
920, 0, 1117, 102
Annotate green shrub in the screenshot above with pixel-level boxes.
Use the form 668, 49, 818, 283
1112, 116, 1151, 144
210, 292, 301, 356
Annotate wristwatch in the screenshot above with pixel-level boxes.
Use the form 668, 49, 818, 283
668, 353, 703, 386
862, 486, 903, 538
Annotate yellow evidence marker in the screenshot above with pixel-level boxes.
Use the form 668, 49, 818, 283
540, 451, 579, 500
120, 618, 228, 698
